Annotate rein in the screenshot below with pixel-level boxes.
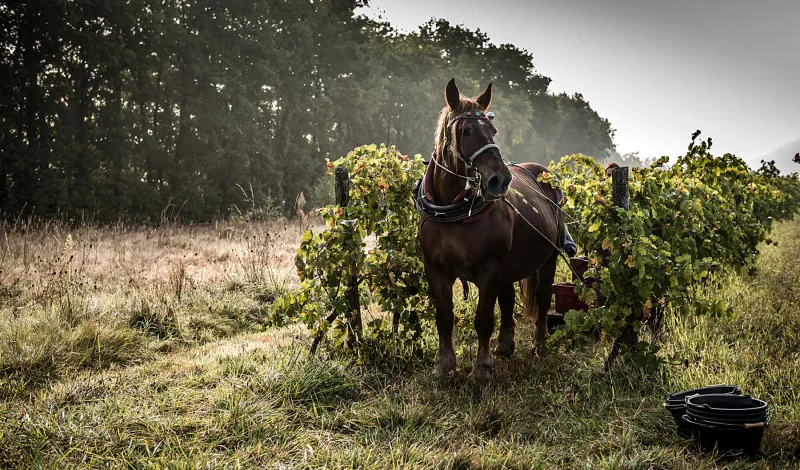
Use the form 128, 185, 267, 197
507, 162, 582, 226
501, 195, 588, 286
502, 162, 590, 284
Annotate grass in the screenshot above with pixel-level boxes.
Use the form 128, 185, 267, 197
1, 217, 799, 468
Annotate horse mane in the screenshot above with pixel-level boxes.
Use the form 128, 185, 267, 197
433, 96, 481, 165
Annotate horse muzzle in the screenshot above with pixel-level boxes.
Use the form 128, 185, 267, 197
483, 172, 512, 200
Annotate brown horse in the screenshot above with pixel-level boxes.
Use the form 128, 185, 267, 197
418, 79, 565, 381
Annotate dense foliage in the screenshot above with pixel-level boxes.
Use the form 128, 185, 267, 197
273, 145, 432, 350
548, 132, 800, 363
0, 1, 614, 222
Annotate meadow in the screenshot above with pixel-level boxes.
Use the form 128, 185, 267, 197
1, 216, 799, 469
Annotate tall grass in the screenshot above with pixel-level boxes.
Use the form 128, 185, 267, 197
0, 218, 305, 400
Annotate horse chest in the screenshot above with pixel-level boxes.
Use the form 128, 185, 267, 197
422, 225, 512, 281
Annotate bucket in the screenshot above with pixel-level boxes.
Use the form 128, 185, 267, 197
682, 394, 769, 456
569, 256, 589, 282
552, 283, 590, 314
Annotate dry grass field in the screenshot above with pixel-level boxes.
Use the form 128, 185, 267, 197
1, 217, 799, 469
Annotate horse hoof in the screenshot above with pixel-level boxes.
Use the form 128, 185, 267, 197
435, 362, 456, 379
434, 368, 456, 381
469, 364, 493, 383
495, 340, 516, 358
435, 350, 456, 379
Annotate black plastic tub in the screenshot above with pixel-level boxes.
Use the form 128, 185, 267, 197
685, 394, 768, 417
682, 414, 768, 456
663, 385, 742, 436
664, 402, 694, 436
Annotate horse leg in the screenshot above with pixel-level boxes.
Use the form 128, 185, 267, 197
428, 272, 456, 378
471, 283, 498, 382
533, 253, 559, 351
496, 283, 516, 358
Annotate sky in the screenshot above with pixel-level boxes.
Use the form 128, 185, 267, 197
357, 0, 799, 167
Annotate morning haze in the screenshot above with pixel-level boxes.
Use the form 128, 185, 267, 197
360, 0, 800, 169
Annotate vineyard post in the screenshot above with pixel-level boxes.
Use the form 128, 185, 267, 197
612, 166, 629, 209
335, 166, 363, 347
605, 166, 636, 371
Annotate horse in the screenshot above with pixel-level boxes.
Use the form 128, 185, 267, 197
417, 79, 566, 381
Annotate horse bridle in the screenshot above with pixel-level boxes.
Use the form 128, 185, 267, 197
438, 109, 501, 185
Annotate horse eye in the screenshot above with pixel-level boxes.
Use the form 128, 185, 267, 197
462, 127, 472, 136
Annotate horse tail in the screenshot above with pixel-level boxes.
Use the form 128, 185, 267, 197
460, 278, 469, 301
521, 275, 538, 321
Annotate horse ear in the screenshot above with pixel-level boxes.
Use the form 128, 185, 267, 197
445, 78, 460, 111
476, 82, 492, 110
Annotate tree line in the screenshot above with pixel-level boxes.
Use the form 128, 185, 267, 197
0, 0, 615, 223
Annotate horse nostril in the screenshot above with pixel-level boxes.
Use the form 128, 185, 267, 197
488, 175, 502, 191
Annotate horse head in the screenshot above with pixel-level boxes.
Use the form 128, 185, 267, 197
437, 79, 513, 200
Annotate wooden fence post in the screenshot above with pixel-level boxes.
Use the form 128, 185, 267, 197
334, 166, 350, 208
605, 166, 636, 371
334, 166, 362, 348
612, 166, 629, 209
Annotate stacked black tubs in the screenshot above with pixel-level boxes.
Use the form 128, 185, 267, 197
664, 385, 769, 457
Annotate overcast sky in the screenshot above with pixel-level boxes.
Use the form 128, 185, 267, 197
358, 0, 799, 167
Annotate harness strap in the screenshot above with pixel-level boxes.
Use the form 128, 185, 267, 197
501, 197, 588, 287
414, 161, 494, 224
